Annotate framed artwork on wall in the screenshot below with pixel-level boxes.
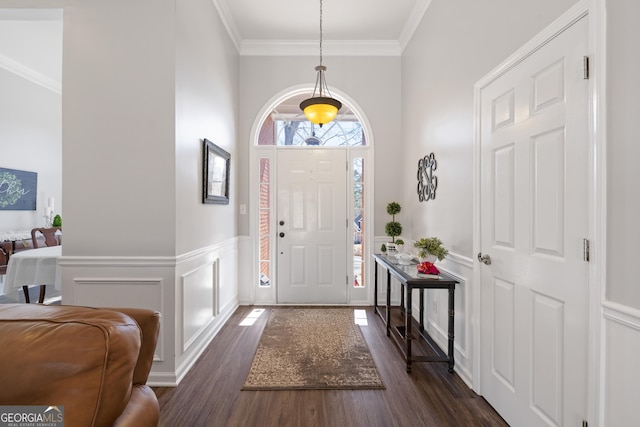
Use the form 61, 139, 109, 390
203, 139, 230, 205
0, 167, 38, 210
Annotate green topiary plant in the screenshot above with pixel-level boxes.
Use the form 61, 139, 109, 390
52, 214, 62, 227
385, 202, 402, 243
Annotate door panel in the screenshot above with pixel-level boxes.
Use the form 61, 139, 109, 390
480, 16, 589, 427
277, 149, 347, 304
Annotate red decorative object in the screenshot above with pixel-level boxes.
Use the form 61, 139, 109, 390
417, 261, 440, 275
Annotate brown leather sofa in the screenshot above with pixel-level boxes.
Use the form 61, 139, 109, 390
0, 304, 160, 427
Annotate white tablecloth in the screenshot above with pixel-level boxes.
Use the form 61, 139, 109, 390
0, 229, 32, 242
3, 246, 62, 294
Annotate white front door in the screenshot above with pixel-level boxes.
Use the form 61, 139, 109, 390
276, 149, 348, 304
479, 15, 589, 426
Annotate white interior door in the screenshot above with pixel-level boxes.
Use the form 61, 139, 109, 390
479, 16, 589, 426
276, 149, 348, 304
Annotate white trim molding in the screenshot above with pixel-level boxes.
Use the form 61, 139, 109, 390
239, 39, 402, 57
0, 52, 61, 94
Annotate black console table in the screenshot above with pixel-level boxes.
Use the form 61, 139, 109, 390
372, 253, 458, 373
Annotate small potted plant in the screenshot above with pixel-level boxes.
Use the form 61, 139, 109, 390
395, 239, 405, 252
414, 237, 448, 262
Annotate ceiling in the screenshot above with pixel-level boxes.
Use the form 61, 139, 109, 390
0, 1, 430, 93
214, 0, 431, 56
0, 9, 62, 93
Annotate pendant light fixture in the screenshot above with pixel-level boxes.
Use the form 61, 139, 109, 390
299, 0, 342, 127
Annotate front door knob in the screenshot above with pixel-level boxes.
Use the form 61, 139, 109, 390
477, 252, 492, 265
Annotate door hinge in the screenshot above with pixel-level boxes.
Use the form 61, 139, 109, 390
346, 275, 349, 285
583, 238, 590, 262
583, 55, 590, 79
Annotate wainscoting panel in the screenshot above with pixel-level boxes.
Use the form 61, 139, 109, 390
180, 260, 218, 353
602, 301, 640, 426
72, 277, 165, 361
61, 259, 173, 377
423, 252, 473, 386
59, 237, 240, 387
173, 238, 238, 385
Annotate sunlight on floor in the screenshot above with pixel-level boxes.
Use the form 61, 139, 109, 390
239, 308, 265, 326
353, 309, 368, 326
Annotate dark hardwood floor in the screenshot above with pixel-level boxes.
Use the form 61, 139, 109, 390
153, 306, 508, 427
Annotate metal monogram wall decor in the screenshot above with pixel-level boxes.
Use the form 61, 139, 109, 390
417, 153, 437, 202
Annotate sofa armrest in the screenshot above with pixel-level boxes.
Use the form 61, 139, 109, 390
109, 308, 161, 385
113, 385, 160, 427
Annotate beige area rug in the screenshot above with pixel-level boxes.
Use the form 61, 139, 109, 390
242, 308, 385, 390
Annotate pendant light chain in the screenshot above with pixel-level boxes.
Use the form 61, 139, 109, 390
299, 0, 342, 127
319, 0, 323, 67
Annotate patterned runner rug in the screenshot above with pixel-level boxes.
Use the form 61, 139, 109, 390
243, 308, 384, 390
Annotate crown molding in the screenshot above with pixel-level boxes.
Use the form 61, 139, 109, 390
398, 0, 433, 51
210, 0, 242, 52
239, 39, 401, 57
0, 52, 61, 94
212, 0, 432, 57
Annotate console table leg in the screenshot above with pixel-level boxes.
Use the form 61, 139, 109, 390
419, 289, 425, 333
386, 269, 391, 337
448, 286, 455, 373
406, 285, 412, 373
374, 260, 378, 312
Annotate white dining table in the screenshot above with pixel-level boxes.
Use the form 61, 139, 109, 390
2, 245, 62, 295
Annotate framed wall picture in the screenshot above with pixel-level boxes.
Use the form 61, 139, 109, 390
0, 167, 38, 210
203, 139, 230, 205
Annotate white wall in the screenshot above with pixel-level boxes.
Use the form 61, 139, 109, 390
172, 0, 240, 384
601, 0, 640, 425
606, 0, 640, 309
0, 17, 61, 231
175, 0, 239, 254
401, 0, 578, 257
398, 0, 578, 391
401, 0, 640, 425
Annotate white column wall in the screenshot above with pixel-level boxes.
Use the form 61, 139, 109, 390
1, 0, 240, 385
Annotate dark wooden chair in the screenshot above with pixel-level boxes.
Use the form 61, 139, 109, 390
23, 227, 62, 303
0, 241, 12, 276
31, 227, 62, 249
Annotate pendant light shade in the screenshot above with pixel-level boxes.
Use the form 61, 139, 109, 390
301, 96, 341, 126
300, 0, 341, 127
